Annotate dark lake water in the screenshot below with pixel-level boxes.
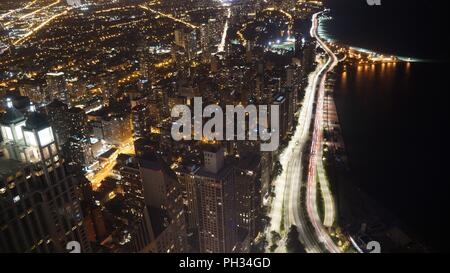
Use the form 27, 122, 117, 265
322, 0, 450, 251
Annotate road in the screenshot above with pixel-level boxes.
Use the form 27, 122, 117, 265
18, 0, 61, 21
267, 11, 340, 253
267, 63, 323, 252
13, 8, 71, 45
0, 0, 38, 20
304, 12, 340, 253
284, 64, 324, 253
139, 4, 198, 29
217, 5, 231, 53
89, 138, 135, 190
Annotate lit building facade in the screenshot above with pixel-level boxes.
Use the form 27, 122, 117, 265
0, 99, 90, 252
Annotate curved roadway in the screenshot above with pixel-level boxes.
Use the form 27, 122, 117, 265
268, 11, 341, 253
304, 11, 340, 253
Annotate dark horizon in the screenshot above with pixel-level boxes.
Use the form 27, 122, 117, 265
1, 0, 449, 257
324, 0, 449, 60
321, 0, 449, 252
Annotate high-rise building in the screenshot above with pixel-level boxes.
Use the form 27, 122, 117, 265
194, 145, 237, 253
302, 40, 316, 74
273, 93, 289, 142
99, 74, 119, 105
175, 164, 199, 232
174, 28, 198, 61
131, 105, 149, 139
234, 153, 261, 250
46, 100, 70, 146
46, 72, 67, 104
117, 156, 144, 221
19, 81, 45, 105
65, 136, 94, 167
130, 154, 187, 253
0, 99, 90, 252
88, 110, 131, 146
67, 107, 90, 138
283, 87, 296, 133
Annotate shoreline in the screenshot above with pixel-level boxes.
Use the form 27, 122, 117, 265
312, 7, 437, 252
317, 13, 434, 63
327, 61, 430, 252
316, 12, 431, 251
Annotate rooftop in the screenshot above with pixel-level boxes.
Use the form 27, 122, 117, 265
99, 148, 118, 159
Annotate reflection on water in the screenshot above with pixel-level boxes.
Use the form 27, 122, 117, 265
341, 70, 347, 89
347, 62, 404, 107
405, 62, 411, 75
334, 62, 450, 251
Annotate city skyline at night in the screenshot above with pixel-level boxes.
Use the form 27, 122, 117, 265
0, 0, 448, 259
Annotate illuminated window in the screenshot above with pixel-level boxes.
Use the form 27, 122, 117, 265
13, 196, 21, 203
15, 122, 25, 140
38, 127, 54, 146
43, 147, 50, 160
1, 126, 13, 141
26, 148, 40, 162
50, 143, 57, 154
24, 131, 38, 146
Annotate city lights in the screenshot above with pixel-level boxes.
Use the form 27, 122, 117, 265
0, 0, 444, 260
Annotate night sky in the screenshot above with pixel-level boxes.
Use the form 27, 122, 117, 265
323, 0, 449, 60
324, 0, 450, 251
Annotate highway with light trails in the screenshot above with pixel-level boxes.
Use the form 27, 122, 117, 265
304, 11, 340, 253
267, 10, 341, 253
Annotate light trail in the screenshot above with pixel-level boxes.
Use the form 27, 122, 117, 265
317, 131, 336, 228
268, 10, 342, 254
0, 0, 38, 20
18, 0, 61, 20
3, 0, 61, 28
285, 64, 325, 253
305, 11, 340, 253
139, 4, 198, 29
320, 87, 342, 229
217, 7, 231, 53
263, 7, 292, 21
268, 42, 328, 254
13, 8, 70, 45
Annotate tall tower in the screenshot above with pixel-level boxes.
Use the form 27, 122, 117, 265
46, 99, 70, 146
194, 145, 237, 253
45, 73, 67, 104
0, 99, 91, 253
130, 154, 187, 253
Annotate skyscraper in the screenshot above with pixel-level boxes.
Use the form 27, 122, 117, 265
67, 107, 90, 138
46, 100, 70, 146
194, 145, 237, 253
0, 99, 90, 252
130, 154, 187, 253
46, 73, 68, 104
234, 153, 261, 242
